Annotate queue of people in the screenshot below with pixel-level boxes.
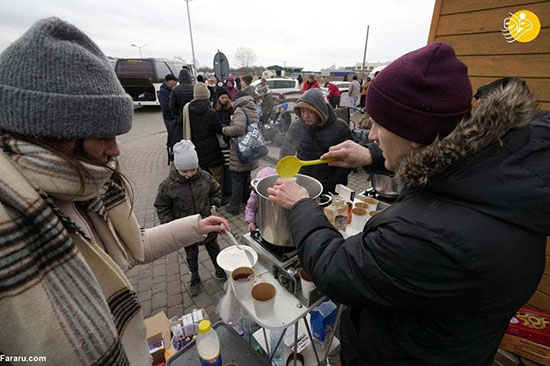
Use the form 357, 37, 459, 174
2, 16, 550, 366
0, 17, 230, 365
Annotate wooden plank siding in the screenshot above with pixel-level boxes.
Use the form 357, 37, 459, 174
428, 0, 550, 107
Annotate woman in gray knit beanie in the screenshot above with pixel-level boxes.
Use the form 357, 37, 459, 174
0, 17, 230, 366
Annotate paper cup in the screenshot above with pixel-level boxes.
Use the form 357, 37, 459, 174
231, 267, 255, 300
299, 269, 316, 302
363, 197, 378, 211
367, 210, 380, 222
350, 207, 369, 230
251, 282, 276, 318
354, 202, 369, 210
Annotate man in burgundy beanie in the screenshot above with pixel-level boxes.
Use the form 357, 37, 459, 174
366, 42, 472, 145
268, 40, 549, 365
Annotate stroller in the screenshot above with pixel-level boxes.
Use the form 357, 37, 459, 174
261, 91, 300, 147
335, 106, 371, 143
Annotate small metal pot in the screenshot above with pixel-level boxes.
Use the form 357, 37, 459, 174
251, 174, 329, 247
371, 174, 403, 198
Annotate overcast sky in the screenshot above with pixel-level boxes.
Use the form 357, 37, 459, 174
0, 0, 436, 70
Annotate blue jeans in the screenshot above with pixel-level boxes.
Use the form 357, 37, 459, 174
229, 171, 251, 213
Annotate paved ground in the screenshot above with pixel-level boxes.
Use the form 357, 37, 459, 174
120, 107, 370, 324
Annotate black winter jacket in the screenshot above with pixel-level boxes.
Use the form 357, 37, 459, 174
169, 75, 194, 122
154, 168, 222, 223
287, 80, 550, 365
281, 90, 352, 194
188, 100, 224, 168
158, 82, 174, 122
154, 168, 222, 244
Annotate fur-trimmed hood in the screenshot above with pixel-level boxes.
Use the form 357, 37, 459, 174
397, 78, 537, 186
396, 78, 550, 235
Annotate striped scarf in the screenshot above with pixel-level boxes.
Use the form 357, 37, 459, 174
0, 135, 148, 365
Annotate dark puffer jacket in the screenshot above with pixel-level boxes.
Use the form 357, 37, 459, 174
188, 100, 224, 168
169, 69, 194, 123
280, 88, 352, 193
154, 167, 221, 223
287, 80, 550, 365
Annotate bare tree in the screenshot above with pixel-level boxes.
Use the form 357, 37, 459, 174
234, 47, 257, 71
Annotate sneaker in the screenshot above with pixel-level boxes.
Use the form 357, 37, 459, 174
214, 269, 227, 281
189, 281, 201, 297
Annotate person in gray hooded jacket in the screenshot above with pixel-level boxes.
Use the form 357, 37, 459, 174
280, 88, 352, 194
222, 91, 260, 214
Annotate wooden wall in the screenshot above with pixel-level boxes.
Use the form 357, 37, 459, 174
428, 0, 550, 110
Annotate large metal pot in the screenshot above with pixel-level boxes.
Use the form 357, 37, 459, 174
251, 174, 328, 247
371, 174, 403, 198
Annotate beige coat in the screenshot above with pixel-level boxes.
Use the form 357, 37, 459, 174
222, 94, 260, 172
0, 145, 204, 366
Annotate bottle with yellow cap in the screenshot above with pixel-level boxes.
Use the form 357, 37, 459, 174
197, 320, 222, 366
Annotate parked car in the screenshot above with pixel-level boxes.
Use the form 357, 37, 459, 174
369, 65, 388, 79
321, 81, 351, 98
251, 78, 300, 95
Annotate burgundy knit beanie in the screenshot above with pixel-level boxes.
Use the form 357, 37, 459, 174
366, 42, 472, 145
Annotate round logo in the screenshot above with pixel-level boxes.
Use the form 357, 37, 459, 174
503, 10, 541, 43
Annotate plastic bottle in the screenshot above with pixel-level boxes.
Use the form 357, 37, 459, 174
197, 320, 222, 366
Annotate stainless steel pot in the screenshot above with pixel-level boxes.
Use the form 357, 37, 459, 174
251, 174, 328, 247
371, 174, 403, 198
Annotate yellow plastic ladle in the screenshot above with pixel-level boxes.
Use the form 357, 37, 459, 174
276, 156, 339, 178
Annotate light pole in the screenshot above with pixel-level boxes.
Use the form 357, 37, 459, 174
130, 43, 145, 58
184, 0, 197, 73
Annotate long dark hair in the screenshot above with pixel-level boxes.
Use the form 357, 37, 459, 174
215, 97, 233, 113
8, 132, 134, 205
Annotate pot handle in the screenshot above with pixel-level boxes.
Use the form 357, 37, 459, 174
251, 178, 260, 191
318, 194, 332, 208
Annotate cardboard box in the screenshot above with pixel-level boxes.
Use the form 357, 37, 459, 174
144, 311, 171, 347
144, 312, 171, 364
507, 307, 550, 346
500, 334, 550, 366
148, 333, 165, 364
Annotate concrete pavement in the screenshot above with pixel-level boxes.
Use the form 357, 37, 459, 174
120, 107, 370, 323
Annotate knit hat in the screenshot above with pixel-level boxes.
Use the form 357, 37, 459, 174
178, 69, 191, 84
0, 17, 132, 138
173, 140, 198, 170
193, 82, 210, 100
366, 42, 472, 145
216, 86, 229, 98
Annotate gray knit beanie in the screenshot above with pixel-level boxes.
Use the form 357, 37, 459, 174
0, 17, 133, 138
173, 140, 198, 170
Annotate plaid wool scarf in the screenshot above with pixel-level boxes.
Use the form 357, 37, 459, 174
0, 135, 149, 365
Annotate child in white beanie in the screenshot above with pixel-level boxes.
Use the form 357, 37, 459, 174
154, 140, 227, 296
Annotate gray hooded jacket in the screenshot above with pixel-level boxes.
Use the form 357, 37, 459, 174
281, 88, 352, 193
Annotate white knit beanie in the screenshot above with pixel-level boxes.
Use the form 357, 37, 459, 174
173, 140, 199, 170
